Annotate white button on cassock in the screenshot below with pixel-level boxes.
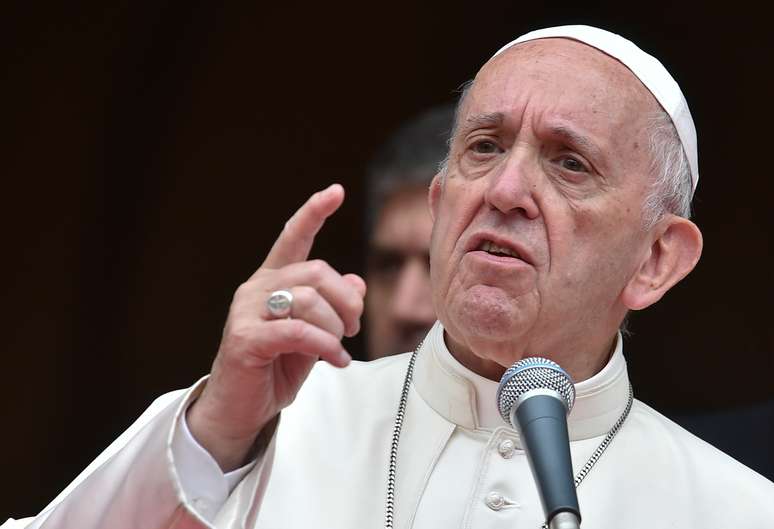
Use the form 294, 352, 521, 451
498, 439, 515, 459
485, 491, 506, 511
193, 497, 211, 514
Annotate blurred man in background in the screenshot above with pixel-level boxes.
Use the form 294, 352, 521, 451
363, 104, 454, 359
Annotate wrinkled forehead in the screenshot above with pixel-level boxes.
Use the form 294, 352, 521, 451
478, 38, 654, 103
481, 37, 639, 84
462, 39, 658, 141
479, 26, 698, 190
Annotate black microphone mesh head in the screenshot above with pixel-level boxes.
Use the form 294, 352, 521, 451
496, 357, 576, 427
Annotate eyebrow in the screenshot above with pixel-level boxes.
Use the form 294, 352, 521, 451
456, 112, 504, 137
548, 125, 603, 159
455, 114, 605, 164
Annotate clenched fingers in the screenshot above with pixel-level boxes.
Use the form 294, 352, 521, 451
247, 260, 365, 337
262, 286, 346, 340
232, 318, 350, 368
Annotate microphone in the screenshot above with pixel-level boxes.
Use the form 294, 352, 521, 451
496, 357, 581, 529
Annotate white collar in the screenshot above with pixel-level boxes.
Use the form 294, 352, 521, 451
413, 321, 631, 443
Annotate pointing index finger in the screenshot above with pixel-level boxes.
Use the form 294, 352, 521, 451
261, 184, 345, 270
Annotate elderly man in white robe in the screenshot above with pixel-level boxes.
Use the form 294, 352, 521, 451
5, 25, 774, 529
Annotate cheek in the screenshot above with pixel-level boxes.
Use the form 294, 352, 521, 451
439, 219, 468, 259
558, 205, 642, 290
366, 281, 388, 316
562, 191, 634, 241
429, 226, 451, 298
431, 189, 480, 279
439, 179, 484, 234
570, 207, 594, 236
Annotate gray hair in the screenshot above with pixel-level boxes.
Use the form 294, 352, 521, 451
438, 80, 475, 180
442, 80, 694, 229
642, 111, 694, 229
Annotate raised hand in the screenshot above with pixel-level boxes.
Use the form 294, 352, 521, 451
186, 184, 366, 471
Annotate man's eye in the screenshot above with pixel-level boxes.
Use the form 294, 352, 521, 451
561, 156, 587, 172
368, 251, 404, 277
471, 140, 500, 154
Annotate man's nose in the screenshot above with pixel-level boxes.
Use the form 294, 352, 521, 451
391, 257, 436, 323
484, 148, 540, 219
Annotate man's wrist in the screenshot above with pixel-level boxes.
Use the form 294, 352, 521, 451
185, 403, 278, 472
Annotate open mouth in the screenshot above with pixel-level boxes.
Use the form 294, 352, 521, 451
478, 239, 523, 260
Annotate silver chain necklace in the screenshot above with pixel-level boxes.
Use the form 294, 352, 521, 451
384, 346, 634, 529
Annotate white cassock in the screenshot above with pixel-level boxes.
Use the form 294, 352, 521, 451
4, 321, 774, 528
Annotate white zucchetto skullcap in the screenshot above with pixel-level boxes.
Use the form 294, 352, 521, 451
493, 25, 699, 191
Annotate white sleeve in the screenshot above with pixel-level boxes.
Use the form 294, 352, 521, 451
1, 377, 277, 529
2, 379, 214, 529
171, 407, 256, 522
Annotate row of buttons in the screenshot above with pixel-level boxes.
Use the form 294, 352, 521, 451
486, 438, 518, 511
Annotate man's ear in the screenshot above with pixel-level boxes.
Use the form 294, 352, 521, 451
428, 172, 443, 222
621, 216, 703, 310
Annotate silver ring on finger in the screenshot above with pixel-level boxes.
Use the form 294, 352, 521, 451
266, 289, 294, 319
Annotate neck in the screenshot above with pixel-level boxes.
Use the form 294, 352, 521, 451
443, 330, 617, 383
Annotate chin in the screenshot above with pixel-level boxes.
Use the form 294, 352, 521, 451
449, 293, 531, 349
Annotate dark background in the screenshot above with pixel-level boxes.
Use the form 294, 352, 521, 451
2, 0, 772, 519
